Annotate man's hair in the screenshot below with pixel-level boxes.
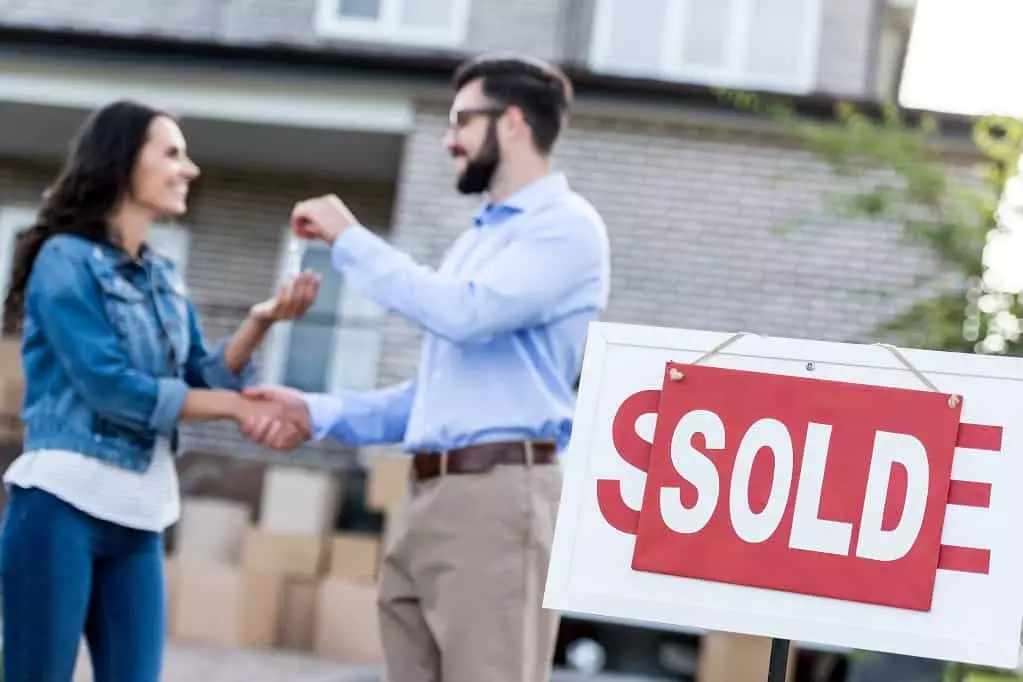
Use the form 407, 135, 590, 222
452, 52, 574, 155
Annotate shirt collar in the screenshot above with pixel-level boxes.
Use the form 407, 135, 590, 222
473, 172, 570, 228
96, 238, 158, 269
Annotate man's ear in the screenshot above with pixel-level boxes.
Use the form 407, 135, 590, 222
502, 105, 530, 139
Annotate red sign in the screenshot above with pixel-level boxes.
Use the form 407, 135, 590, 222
624, 362, 962, 612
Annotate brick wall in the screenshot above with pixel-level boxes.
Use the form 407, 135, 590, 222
0, 155, 396, 469
378, 103, 939, 384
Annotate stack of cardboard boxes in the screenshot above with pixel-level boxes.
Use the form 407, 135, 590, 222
0, 338, 25, 444
166, 454, 411, 661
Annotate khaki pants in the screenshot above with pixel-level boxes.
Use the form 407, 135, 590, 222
377, 460, 563, 682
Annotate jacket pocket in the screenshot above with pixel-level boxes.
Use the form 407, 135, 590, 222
86, 259, 153, 369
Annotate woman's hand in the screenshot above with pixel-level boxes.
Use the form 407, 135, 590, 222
249, 270, 321, 323
233, 394, 310, 451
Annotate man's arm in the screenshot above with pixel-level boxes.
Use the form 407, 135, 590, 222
244, 379, 417, 448
303, 379, 416, 446
330, 211, 607, 344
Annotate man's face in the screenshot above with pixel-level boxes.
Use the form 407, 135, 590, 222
444, 78, 506, 195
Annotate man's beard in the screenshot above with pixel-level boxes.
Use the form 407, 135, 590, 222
456, 123, 500, 195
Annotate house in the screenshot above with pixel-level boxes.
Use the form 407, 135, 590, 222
0, 0, 966, 671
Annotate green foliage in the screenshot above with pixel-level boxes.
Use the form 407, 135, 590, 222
714, 87, 1023, 355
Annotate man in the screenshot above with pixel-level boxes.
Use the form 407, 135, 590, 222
243, 52, 611, 682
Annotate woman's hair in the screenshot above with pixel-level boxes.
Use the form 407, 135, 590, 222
1, 99, 170, 335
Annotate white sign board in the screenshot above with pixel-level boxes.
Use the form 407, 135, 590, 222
544, 322, 1023, 668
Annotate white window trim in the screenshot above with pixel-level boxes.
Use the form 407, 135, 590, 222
261, 229, 384, 394
0, 206, 38, 306
149, 221, 192, 282
589, 0, 823, 95
314, 0, 472, 47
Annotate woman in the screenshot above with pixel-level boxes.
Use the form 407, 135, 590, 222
0, 100, 318, 681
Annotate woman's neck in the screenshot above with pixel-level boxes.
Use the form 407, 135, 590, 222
108, 203, 151, 258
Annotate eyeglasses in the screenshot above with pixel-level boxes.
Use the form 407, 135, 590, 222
448, 106, 507, 129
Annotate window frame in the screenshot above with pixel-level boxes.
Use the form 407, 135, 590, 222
149, 221, 192, 281
0, 205, 38, 304
260, 228, 385, 394
314, 0, 472, 47
589, 0, 823, 94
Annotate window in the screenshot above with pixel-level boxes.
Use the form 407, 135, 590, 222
0, 206, 37, 304
148, 222, 191, 281
315, 0, 471, 46
262, 231, 386, 394
590, 0, 823, 94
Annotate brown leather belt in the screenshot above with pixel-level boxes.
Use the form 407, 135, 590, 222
411, 440, 557, 481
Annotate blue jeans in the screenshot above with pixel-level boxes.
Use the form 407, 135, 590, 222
0, 486, 165, 682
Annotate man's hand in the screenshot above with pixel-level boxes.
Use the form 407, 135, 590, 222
249, 270, 321, 323
237, 386, 312, 450
291, 194, 359, 245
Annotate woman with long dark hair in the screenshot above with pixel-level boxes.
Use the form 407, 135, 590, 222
0, 100, 319, 681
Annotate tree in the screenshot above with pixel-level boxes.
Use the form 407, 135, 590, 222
715, 89, 1023, 356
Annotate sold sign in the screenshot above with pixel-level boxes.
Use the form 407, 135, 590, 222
597, 362, 994, 612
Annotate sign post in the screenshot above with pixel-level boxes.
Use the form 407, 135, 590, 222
545, 323, 1023, 676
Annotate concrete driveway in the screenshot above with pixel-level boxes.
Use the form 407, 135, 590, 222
73, 642, 665, 682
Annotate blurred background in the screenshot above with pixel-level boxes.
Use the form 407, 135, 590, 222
0, 0, 1020, 680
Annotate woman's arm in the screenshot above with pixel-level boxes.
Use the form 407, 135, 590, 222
183, 271, 320, 390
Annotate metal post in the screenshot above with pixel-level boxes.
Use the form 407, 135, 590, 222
767, 638, 790, 682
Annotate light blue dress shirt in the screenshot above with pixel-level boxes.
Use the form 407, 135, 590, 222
303, 172, 611, 453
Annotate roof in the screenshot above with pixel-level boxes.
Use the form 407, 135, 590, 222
0, 23, 975, 135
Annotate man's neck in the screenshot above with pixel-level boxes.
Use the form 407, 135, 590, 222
487, 156, 551, 205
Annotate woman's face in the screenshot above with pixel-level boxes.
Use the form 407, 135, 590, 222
130, 116, 200, 217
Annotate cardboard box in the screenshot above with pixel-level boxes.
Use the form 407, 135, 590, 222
175, 497, 251, 564
0, 339, 25, 441
314, 578, 384, 663
697, 633, 795, 682
173, 561, 283, 649
366, 455, 410, 513
328, 533, 381, 584
259, 466, 342, 537
277, 578, 318, 652
242, 528, 326, 579
0, 338, 23, 381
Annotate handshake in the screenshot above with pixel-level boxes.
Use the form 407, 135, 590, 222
233, 385, 312, 451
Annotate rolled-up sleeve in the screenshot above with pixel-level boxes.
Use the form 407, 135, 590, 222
182, 304, 258, 391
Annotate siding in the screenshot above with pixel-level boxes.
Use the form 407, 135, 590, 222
1, 0, 562, 59
0, 0, 878, 97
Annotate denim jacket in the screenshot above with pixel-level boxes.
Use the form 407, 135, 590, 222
18, 234, 256, 472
